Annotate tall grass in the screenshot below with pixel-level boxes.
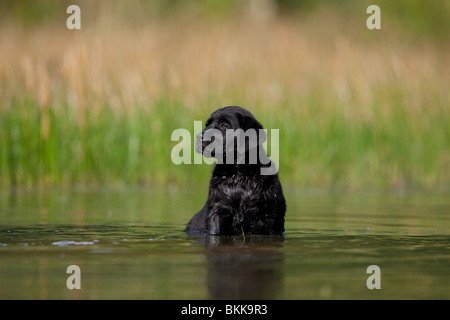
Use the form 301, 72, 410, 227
0, 11, 449, 190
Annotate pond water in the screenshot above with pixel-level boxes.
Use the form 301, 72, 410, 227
0, 187, 449, 299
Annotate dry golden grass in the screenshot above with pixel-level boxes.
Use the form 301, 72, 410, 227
1, 13, 447, 114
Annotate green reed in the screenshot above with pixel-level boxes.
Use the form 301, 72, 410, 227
1, 95, 448, 190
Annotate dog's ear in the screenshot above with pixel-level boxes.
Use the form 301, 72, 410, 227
236, 112, 267, 144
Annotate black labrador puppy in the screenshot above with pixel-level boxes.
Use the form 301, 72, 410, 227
185, 106, 286, 235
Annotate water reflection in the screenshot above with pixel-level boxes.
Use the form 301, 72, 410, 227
1, 188, 450, 299
191, 235, 285, 299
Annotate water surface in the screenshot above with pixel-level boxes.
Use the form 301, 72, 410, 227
0, 187, 449, 299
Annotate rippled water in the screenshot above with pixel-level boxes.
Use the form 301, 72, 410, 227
0, 187, 449, 299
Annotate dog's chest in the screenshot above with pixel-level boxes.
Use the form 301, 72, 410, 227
211, 174, 264, 206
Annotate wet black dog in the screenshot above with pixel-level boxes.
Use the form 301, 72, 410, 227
185, 106, 286, 235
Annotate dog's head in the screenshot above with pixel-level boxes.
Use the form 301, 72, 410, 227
195, 106, 267, 164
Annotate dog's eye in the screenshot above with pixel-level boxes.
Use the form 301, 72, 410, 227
219, 120, 230, 129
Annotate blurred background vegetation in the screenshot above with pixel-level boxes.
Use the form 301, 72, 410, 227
0, 0, 449, 190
